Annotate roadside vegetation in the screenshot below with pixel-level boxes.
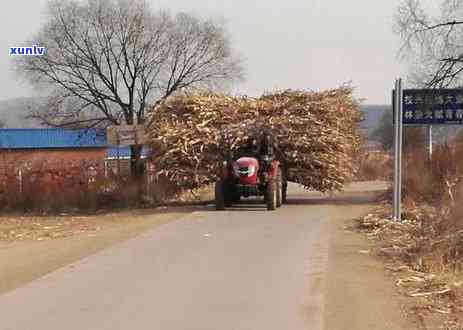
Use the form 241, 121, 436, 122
355, 150, 392, 181
357, 125, 463, 328
0, 158, 192, 213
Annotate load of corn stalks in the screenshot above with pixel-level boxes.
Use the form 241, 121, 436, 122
146, 86, 361, 192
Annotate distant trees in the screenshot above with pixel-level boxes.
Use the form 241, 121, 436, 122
396, 0, 463, 87
372, 110, 426, 151
15, 0, 243, 128
372, 111, 394, 150
0, 119, 5, 129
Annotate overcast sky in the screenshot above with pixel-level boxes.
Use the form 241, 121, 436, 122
0, 0, 433, 104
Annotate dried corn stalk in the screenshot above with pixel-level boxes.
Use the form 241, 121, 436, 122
146, 87, 361, 192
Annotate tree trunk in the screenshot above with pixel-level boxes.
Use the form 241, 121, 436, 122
131, 145, 145, 205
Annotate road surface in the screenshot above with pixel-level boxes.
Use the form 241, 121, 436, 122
0, 182, 387, 330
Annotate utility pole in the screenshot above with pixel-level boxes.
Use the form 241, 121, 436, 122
428, 125, 433, 161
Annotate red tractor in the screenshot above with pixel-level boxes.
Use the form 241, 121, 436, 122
215, 134, 287, 211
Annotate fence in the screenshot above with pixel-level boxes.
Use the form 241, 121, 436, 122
0, 158, 166, 213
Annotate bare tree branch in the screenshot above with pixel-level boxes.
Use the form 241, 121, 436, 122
396, 0, 463, 87
14, 0, 243, 128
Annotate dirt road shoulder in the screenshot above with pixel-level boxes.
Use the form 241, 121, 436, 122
0, 207, 198, 295
324, 204, 420, 330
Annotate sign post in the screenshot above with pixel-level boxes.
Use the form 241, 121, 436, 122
393, 79, 403, 222
107, 125, 146, 146
428, 125, 433, 160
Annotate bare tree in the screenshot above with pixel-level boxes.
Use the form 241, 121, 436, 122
15, 0, 243, 128
14, 0, 242, 197
396, 0, 463, 87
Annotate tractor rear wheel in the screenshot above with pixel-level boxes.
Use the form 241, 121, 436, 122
215, 181, 225, 210
276, 168, 282, 208
282, 184, 288, 204
266, 180, 277, 211
281, 167, 288, 204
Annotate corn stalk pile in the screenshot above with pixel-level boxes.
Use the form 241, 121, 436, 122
146, 87, 361, 191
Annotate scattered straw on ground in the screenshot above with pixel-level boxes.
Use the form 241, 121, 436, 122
0, 215, 103, 242
355, 205, 463, 329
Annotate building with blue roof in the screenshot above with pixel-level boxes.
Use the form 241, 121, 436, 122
0, 128, 151, 175
0, 128, 107, 149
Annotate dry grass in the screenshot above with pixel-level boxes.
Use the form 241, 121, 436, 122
0, 215, 101, 241
356, 206, 463, 329
0, 160, 183, 214
355, 141, 463, 328
355, 151, 392, 181
402, 144, 463, 205
394, 143, 463, 276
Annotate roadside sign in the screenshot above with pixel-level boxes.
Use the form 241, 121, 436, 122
395, 89, 463, 125
391, 85, 463, 222
107, 125, 146, 146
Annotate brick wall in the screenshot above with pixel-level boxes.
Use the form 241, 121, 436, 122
0, 148, 154, 211
0, 148, 106, 172
0, 148, 118, 211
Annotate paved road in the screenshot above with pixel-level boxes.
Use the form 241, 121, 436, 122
0, 183, 381, 330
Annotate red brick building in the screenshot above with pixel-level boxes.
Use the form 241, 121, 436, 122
0, 129, 109, 172
0, 129, 146, 210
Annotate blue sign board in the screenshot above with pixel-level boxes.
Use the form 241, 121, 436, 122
398, 89, 463, 125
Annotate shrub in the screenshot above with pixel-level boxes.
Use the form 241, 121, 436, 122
0, 159, 158, 213
400, 141, 463, 273
355, 151, 393, 181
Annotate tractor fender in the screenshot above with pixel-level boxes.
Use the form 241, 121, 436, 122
267, 160, 280, 180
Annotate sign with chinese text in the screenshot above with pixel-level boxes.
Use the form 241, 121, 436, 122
107, 125, 146, 146
400, 89, 463, 125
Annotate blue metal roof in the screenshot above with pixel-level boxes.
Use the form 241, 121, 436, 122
0, 128, 107, 149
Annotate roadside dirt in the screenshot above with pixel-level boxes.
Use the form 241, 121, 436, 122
323, 185, 421, 330
0, 206, 202, 295
355, 207, 463, 330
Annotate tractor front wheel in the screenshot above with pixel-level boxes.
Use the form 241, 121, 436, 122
266, 180, 277, 211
